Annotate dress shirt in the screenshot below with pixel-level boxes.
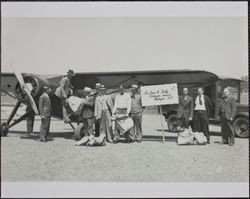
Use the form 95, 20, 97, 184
194, 95, 206, 110
113, 93, 131, 114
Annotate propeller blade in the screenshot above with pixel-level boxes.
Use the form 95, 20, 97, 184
23, 87, 39, 115
13, 67, 39, 115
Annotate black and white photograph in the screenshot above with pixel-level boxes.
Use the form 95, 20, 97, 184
1, 2, 249, 198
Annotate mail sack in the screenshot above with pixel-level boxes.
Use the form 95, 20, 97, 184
194, 132, 207, 145
177, 129, 195, 145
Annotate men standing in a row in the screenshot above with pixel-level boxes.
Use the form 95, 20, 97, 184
130, 84, 144, 143
55, 69, 75, 123
177, 87, 194, 130
218, 88, 236, 146
112, 85, 132, 143
82, 87, 95, 137
95, 85, 114, 142
39, 86, 52, 142
193, 87, 212, 144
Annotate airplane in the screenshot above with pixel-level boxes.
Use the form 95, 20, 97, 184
1, 69, 219, 139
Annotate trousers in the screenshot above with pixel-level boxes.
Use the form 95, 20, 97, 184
221, 113, 235, 144
130, 112, 143, 141
40, 116, 51, 140
193, 110, 210, 141
83, 118, 95, 136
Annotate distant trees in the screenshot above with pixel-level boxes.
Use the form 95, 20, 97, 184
240, 76, 248, 93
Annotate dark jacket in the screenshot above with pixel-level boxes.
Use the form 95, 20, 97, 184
218, 96, 237, 120
82, 95, 95, 119
177, 95, 194, 119
39, 93, 51, 117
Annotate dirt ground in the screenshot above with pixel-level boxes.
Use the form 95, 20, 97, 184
1, 107, 249, 182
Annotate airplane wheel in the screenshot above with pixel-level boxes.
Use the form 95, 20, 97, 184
233, 117, 249, 138
1, 122, 9, 136
74, 123, 85, 140
167, 114, 179, 132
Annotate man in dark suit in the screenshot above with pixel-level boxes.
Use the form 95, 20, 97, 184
82, 87, 95, 137
193, 87, 212, 144
218, 88, 237, 146
177, 87, 194, 129
39, 86, 52, 142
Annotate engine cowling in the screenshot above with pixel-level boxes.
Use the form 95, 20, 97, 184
15, 74, 51, 101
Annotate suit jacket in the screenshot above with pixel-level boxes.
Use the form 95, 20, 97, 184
218, 96, 237, 120
39, 93, 51, 117
82, 95, 95, 119
95, 95, 113, 119
177, 95, 194, 119
55, 76, 71, 99
194, 95, 212, 117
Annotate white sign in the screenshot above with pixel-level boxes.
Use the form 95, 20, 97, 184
141, 83, 179, 106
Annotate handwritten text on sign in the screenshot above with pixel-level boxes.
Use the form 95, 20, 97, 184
141, 83, 179, 106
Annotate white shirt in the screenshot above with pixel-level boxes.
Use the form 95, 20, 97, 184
194, 95, 206, 110
113, 93, 131, 114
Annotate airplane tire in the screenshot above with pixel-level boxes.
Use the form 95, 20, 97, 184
74, 123, 85, 140
1, 122, 9, 136
233, 117, 249, 138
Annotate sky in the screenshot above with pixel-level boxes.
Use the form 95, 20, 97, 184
1, 17, 248, 79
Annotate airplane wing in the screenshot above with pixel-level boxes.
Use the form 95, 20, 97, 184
69, 69, 219, 91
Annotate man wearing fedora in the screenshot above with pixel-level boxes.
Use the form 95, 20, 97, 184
81, 87, 95, 137
218, 87, 237, 146
39, 85, 52, 142
55, 69, 75, 123
130, 84, 144, 143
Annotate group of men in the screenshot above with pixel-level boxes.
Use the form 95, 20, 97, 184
37, 69, 144, 145
31, 69, 237, 146
177, 87, 236, 146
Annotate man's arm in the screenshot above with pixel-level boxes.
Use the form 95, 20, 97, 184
94, 97, 98, 118
112, 95, 118, 115
189, 97, 194, 119
230, 97, 237, 119
127, 94, 131, 114
39, 96, 44, 117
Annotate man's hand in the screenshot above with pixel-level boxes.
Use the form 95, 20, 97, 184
188, 117, 192, 121
229, 117, 233, 122
41, 115, 45, 119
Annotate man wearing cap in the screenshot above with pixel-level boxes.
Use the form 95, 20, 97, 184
177, 87, 194, 130
39, 86, 52, 142
81, 87, 95, 137
95, 84, 114, 142
112, 85, 132, 143
218, 87, 237, 146
55, 69, 75, 123
130, 84, 144, 143
94, 83, 102, 137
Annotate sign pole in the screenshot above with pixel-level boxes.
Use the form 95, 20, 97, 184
159, 105, 165, 143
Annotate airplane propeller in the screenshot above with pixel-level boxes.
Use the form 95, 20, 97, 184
13, 68, 39, 115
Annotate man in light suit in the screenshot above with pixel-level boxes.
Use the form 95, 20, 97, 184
218, 88, 237, 146
82, 87, 95, 137
39, 86, 52, 142
95, 84, 114, 142
55, 69, 75, 123
177, 88, 194, 129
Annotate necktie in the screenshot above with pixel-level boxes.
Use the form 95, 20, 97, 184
199, 95, 202, 105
